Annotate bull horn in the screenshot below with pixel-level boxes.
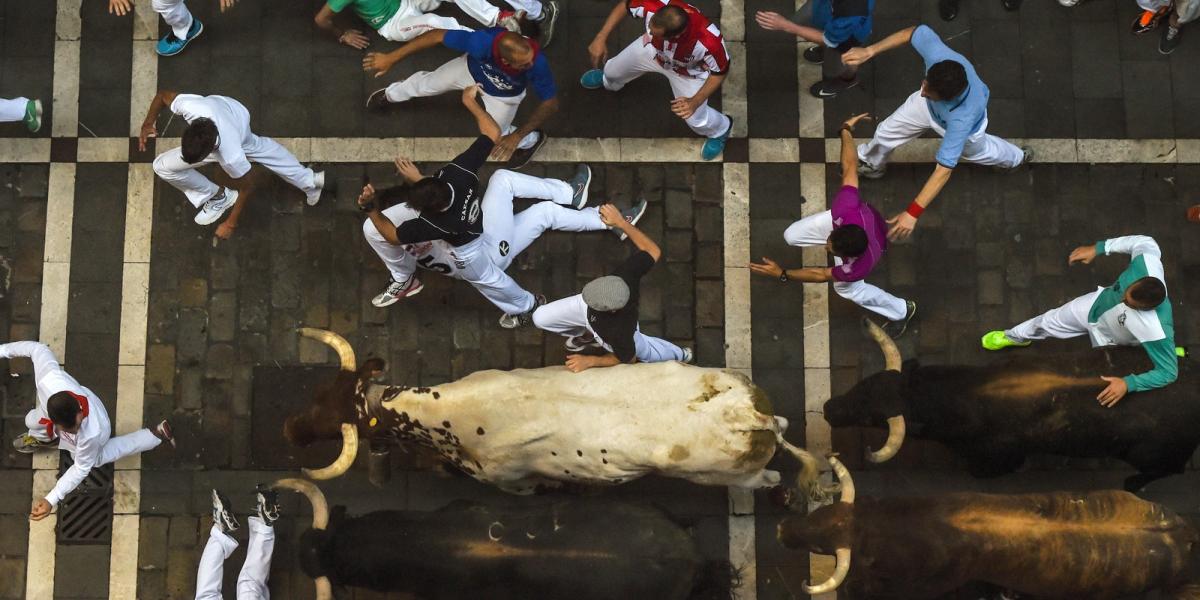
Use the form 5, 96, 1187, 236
865, 415, 906, 464
273, 478, 333, 600
828, 455, 855, 504
299, 328, 357, 371
802, 547, 851, 595
862, 317, 901, 372
303, 423, 359, 480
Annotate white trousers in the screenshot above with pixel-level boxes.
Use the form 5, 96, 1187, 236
152, 137, 316, 208
600, 39, 731, 139
383, 55, 538, 149
857, 90, 1024, 170
152, 0, 193, 39
195, 518, 275, 600
378, 0, 545, 40
363, 171, 604, 282
1005, 289, 1099, 342
532, 294, 686, 362
783, 210, 908, 321
24, 409, 161, 460
0, 97, 28, 122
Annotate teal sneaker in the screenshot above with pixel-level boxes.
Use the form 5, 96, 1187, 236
701, 116, 733, 161
156, 18, 203, 57
981, 331, 1031, 351
23, 99, 42, 133
580, 69, 605, 90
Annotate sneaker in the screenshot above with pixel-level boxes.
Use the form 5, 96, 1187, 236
371, 277, 424, 307
857, 160, 886, 180
995, 147, 1033, 172
152, 419, 176, 449
610, 197, 648, 241
567, 164, 592, 209
681, 347, 694, 364
23, 99, 42, 133
881, 300, 917, 339
1160, 25, 1182, 54
580, 69, 605, 90
564, 333, 598, 352
1132, 8, 1168, 35
156, 17, 203, 57
306, 170, 325, 206
537, 1, 560, 47
981, 330, 1032, 351
497, 9, 525, 33
211, 489, 240, 534
1058, 0, 1080, 5
802, 45, 824, 64
1175, 346, 1187, 358
254, 484, 280, 526
366, 88, 391, 111
504, 130, 547, 170
939, 0, 959, 21
11, 433, 57, 454
195, 188, 236, 225
1188, 205, 1200, 223
701, 116, 733, 161
499, 294, 545, 329
809, 77, 859, 100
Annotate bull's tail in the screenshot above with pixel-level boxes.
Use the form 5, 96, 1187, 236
774, 433, 825, 504
687, 560, 739, 600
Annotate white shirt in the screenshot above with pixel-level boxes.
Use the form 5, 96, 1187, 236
169, 93, 254, 179
0, 342, 111, 506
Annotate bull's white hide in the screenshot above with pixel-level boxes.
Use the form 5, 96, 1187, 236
365, 361, 784, 494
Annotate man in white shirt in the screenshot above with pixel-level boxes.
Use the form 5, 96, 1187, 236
5, 341, 175, 521
139, 90, 327, 238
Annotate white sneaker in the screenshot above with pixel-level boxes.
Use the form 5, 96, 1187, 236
195, 188, 237, 225
306, 171, 325, 206
681, 347, 694, 364
371, 277, 423, 308
1058, 0, 1080, 5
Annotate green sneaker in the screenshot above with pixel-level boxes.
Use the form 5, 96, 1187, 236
23, 99, 42, 133
981, 331, 1031, 351
1175, 346, 1187, 358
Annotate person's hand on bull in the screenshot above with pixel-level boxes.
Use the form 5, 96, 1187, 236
1097, 376, 1128, 407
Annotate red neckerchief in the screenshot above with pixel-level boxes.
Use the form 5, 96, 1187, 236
38, 392, 89, 439
491, 32, 540, 77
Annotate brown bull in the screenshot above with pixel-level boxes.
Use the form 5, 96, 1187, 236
778, 458, 1199, 599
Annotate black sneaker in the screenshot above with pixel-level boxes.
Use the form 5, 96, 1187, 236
1160, 25, 1182, 54
504, 130, 547, 170
537, 1, 559, 48
254, 484, 280, 526
567, 164, 592, 209
881, 300, 917, 339
802, 45, 824, 64
211, 489, 240, 534
366, 88, 391, 110
809, 77, 859, 100
939, 0, 959, 21
565, 333, 599, 352
611, 197, 648, 241
1132, 8, 1168, 35
499, 294, 546, 329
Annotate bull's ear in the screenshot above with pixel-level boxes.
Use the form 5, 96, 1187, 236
359, 357, 386, 378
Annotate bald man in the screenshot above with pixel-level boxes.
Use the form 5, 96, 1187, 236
363, 28, 558, 169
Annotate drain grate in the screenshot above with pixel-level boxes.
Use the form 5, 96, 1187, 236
55, 452, 113, 544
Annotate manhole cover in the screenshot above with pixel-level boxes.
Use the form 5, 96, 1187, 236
55, 452, 113, 544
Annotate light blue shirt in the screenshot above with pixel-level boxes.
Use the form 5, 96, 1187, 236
910, 25, 988, 169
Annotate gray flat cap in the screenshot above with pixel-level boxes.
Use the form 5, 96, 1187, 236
582, 276, 630, 312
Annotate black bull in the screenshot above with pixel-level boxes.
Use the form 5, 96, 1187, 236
828, 323, 1200, 491
779, 485, 1199, 599
279, 479, 734, 600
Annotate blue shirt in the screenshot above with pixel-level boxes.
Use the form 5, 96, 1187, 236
442, 29, 557, 100
811, 0, 875, 51
910, 25, 988, 169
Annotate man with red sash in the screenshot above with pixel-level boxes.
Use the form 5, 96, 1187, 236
5, 341, 175, 521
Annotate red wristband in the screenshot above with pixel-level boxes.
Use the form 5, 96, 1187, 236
905, 201, 924, 219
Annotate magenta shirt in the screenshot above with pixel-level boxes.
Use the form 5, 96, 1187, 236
830, 185, 887, 282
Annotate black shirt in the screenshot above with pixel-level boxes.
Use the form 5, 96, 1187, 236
588, 251, 656, 363
395, 135, 494, 247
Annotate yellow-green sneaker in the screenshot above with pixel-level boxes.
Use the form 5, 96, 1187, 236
981, 331, 1031, 351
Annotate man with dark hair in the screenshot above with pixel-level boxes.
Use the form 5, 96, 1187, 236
937, 0, 1020, 22
750, 113, 915, 336
359, 86, 552, 326
984, 236, 1179, 407
6, 341, 175, 521
363, 28, 557, 169
755, 0, 876, 99
532, 205, 692, 371
315, 0, 558, 48
140, 90, 326, 238
581, 0, 733, 160
843, 25, 1029, 241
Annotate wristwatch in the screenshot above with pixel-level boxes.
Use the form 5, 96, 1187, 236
779, 271, 789, 282
358, 201, 377, 213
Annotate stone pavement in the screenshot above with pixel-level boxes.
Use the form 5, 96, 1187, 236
0, 0, 1198, 599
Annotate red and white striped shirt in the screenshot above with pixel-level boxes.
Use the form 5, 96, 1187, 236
627, 0, 730, 78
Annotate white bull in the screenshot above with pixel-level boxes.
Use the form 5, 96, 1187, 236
292, 329, 818, 495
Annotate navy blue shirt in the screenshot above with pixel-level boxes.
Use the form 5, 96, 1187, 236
442, 28, 557, 100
